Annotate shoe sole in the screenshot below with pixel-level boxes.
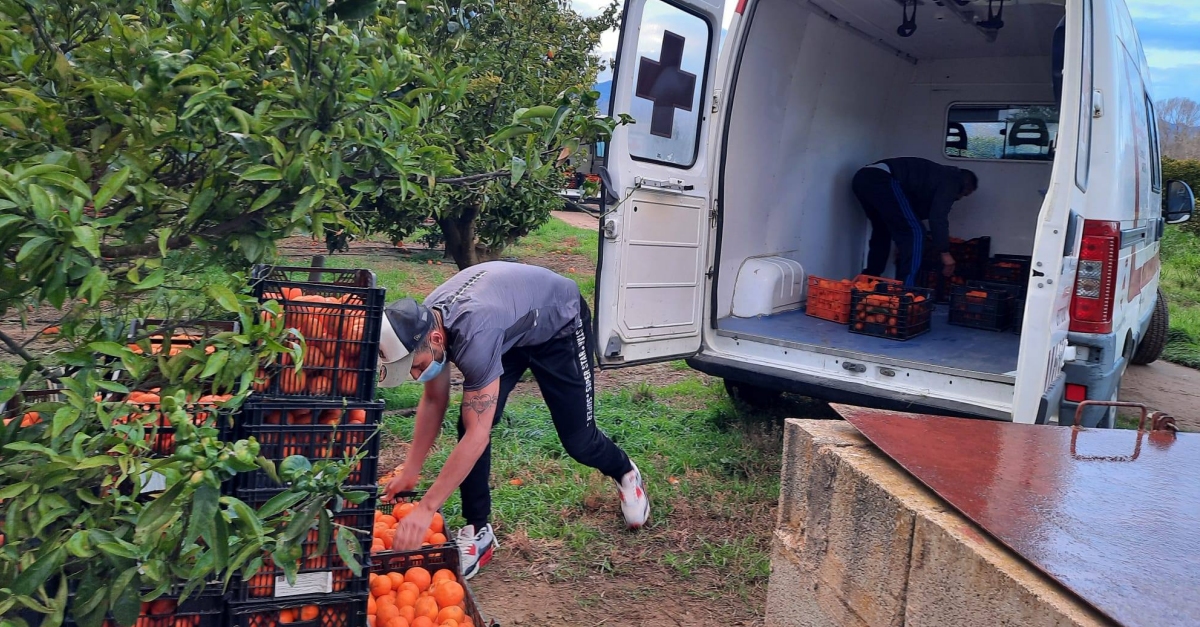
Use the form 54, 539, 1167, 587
625, 500, 651, 530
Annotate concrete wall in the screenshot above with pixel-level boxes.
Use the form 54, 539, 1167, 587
765, 419, 1117, 627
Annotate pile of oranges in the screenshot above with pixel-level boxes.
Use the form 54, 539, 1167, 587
368, 567, 473, 627
256, 286, 369, 396
372, 506, 448, 553
277, 605, 320, 624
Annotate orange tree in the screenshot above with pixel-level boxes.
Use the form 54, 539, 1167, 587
0, 0, 537, 623
365, 0, 623, 268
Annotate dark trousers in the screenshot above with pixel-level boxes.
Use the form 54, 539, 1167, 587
852, 168, 925, 286
457, 299, 633, 529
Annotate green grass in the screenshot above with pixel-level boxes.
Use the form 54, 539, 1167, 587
380, 374, 780, 595
1160, 228, 1200, 369
506, 218, 598, 264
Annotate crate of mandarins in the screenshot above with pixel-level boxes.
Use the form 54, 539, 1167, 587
806, 274, 900, 324
251, 265, 385, 402
232, 400, 383, 494
369, 547, 495, 627
371, 491, 454, 558
227, 593, 368, 627
230, 490, 375, 603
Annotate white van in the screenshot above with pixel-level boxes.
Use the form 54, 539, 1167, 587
595, 0, 1196, 426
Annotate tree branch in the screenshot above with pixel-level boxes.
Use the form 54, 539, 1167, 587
21, 1, 60, 56
98, 209, 265, 258
0, 327, 40, 364
437, 171, 510, 186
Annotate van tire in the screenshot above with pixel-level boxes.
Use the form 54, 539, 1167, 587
1131, 289, 1169, 365
724, 379, 783, 408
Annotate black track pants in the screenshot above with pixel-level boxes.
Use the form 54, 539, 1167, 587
852, 167, 926, 286
457, 299, 633, 529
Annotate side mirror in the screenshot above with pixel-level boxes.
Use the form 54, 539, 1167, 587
1164, 180, 1195, 225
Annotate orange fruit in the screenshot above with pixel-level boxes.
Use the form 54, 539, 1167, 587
370, 575, 393, 597
149, 600, 178, 615
432, 569, 456, 586
385, 619, 408, 627
410, 618, 433, 627
396, 503, 415, 518
430, 513, 444, 534
301, 606, 319, 621
376, 605, 400, 625
436, 607, 465, 623
414, 597, 439, 621
405, 567, 432, 591
379, 514, 398, 527
398, 606, 416, 623
368, 596, 378, 616
432, 582, 464, 609
387, 572, 406, 590
279, 609, 296, 624
428, 533, 447, 545
441, 621, 458, 627
400, 582, 420, 595
397, 589, 418, 607
376, 596, 397, 609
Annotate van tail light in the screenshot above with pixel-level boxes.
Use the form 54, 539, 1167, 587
1070, 220, 1119, 334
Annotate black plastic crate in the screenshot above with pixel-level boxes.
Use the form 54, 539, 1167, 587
115, 392, 238, 458
233, 426, 380, 492
127, 318, 241, 352
924, 236, 991, 280
371, 547, 496, 627
983, 254, 1033, 287
251, 265, 384, 402
46, 582, 227, 627
230, 492, 374, 602
849, 284, 934, 341
238, 399, 383, 429
2, 388, 63, 427
1012, 297, 1026, 334
948, 283, 1017, 332
921, 271, 969, 304
373, 490, 455, 557
227, 593, 368, 627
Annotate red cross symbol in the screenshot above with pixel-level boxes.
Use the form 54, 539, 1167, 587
635, 31, 697, 138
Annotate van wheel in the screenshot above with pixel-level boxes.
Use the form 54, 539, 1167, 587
723, 380, 783, 409
1130, 289, 1169, 365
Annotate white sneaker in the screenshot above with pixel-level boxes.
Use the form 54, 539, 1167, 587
455, 524, 498, 580
616, 462, 650, 529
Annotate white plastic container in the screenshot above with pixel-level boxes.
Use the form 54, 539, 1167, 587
731, 256, 807, 318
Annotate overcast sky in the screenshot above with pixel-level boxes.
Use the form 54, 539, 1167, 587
577, 0, 1200, 102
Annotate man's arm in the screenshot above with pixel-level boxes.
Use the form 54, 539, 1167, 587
391, 377, 500, 550
927, 183, 957, 255
383, 367, 451, 498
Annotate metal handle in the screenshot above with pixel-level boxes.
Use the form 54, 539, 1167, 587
1069, 401, 1177, 462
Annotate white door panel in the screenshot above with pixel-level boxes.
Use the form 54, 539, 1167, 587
596, 0, 724, 366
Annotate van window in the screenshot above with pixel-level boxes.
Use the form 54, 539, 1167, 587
1145, 94, 1162, 193
1075, 0, 1094, 191
944, 105, 1060, 162
626, 0, 711, 167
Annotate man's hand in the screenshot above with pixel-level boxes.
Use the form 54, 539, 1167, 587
941, 252, 956, 278
392, 503, 435, 551
383, 465, 420, 502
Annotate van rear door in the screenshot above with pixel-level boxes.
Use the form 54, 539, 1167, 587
594, 0, 725, 366
1011, 0, 1092, 424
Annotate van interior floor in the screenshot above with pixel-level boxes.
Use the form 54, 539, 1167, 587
717, 309, 1020, 380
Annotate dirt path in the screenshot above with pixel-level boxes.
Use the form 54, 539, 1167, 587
1120, 361, 1200, 431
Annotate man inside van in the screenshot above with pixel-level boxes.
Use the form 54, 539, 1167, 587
377, 262, 650, 579
852, 157, 978, 285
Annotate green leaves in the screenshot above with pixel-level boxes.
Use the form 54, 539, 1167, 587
240, 165, 283, 182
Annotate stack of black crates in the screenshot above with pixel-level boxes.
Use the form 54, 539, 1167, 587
946, 254, 1033, 333
922, 236, 991, 303
227, 266, 387, 627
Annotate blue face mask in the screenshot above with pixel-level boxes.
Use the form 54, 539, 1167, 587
416, 348, 447, 383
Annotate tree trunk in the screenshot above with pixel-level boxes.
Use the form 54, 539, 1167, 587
439, 203, 483, 269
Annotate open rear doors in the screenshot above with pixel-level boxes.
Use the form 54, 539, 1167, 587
595, 0, 725, 367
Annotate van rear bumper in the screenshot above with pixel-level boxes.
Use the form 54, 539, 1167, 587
687, 352, 1010, 420
1061, 331, 1126, 428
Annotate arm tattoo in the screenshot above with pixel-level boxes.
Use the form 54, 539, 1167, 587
461, 392, 497, 419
